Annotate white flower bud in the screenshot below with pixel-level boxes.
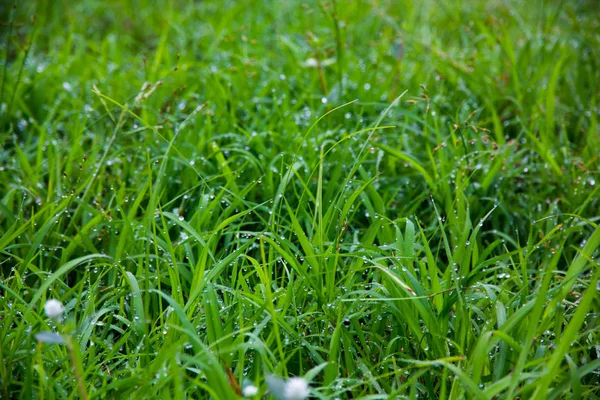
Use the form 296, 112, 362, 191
44, 299, 64, 319
284, 377, 309, 400
242, 384, 258, 397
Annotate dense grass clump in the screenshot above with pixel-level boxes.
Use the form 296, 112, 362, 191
1, 0, 599, 398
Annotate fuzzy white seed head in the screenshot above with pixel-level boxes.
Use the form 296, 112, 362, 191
44, 299, 64, 319
242, 384, 258, 397
284, 377, 309, 400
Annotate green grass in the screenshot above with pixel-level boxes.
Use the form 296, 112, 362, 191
1, 0, 599, 398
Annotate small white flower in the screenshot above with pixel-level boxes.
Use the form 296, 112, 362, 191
242, 384, 258, 397
303, 58, 319, 68
44, 299, 64, 319
284, 377, 309, 400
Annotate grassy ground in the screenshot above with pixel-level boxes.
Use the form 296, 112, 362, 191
1, 0, 599, 398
